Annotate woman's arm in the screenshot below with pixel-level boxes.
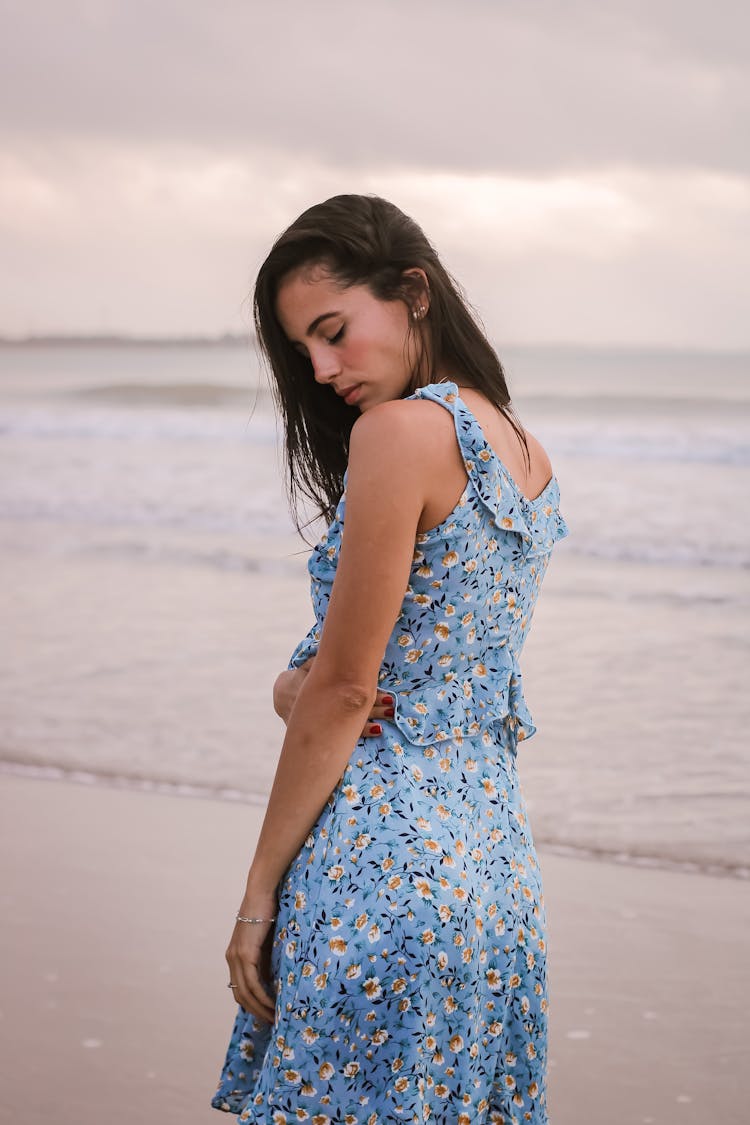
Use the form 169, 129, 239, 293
273, 658, 395, 735
241, 402, 430, 900
225, 403, 431, 1023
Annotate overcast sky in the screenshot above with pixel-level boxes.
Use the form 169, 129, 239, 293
1, 0, 748, 346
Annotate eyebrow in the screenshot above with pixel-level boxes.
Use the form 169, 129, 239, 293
305, 311, 341, 337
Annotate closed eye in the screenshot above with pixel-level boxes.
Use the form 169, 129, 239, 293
326, 326, 345, 345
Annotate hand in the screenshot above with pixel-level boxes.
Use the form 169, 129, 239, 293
272, 658, 315, 721
357, 687, 395, 737
225, 888, 279, 1024
273, 656, 395, 738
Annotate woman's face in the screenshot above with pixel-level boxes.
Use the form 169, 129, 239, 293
274, 264, 426, 411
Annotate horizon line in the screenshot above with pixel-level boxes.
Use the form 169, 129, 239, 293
0, 332, 748, 356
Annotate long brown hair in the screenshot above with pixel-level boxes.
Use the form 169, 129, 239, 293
253, 194, 529, 541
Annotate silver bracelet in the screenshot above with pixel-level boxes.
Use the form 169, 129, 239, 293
236, 913, 277, 924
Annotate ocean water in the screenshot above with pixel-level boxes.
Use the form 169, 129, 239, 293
1, 342, 748, 878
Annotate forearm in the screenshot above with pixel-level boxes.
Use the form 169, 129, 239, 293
243, 668, 376, 898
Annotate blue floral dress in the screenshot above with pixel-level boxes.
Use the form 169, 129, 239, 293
211, 379, 570, 1124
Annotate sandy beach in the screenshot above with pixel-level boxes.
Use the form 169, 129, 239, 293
1, 771, 747, 1125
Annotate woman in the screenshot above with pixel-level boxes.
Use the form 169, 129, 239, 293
211, 194, 569, 1124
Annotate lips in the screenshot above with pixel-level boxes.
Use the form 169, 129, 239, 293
339, 384, 361, 402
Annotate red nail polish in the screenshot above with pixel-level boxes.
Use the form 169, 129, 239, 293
381, 695, 394, 705
369, 723, 382, 734
385, 707, 394, 718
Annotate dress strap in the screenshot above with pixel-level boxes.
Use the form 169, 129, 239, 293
407, 380, 544, 555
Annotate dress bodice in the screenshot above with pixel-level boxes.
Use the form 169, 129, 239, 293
286, 379, 569, 752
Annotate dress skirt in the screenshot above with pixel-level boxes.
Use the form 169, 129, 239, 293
210, 720, 550, 1125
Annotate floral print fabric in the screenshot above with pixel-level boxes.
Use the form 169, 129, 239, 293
211, 380, 569, 1124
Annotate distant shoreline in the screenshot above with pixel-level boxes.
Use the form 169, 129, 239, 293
0, 334, 747, 356
0, 332, 253, 348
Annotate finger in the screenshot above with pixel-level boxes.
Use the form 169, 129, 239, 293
360, 691, 394, 734
378, 692, 395, 710
231, 964, 273, 1025
367, 706, 393, 722
366, 694, 395, 725
361, 720, 383, 738
227, 947, 275, 1024
239, 960, 276, 1023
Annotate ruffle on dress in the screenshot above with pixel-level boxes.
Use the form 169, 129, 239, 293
377, 650, 538, 751
417, 381, 569, 560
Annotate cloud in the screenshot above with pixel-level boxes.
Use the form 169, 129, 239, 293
1, 0, 747, 175
1, 141, 747, 345
0, 0, 746, 342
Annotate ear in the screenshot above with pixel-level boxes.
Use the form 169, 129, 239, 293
401, 267, 430, 321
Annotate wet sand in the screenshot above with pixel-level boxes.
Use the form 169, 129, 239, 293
1, 772, 747, 1124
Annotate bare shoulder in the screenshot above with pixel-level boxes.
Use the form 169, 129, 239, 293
348, 396, 450, 473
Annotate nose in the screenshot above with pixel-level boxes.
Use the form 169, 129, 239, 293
308, 345, 342, 385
